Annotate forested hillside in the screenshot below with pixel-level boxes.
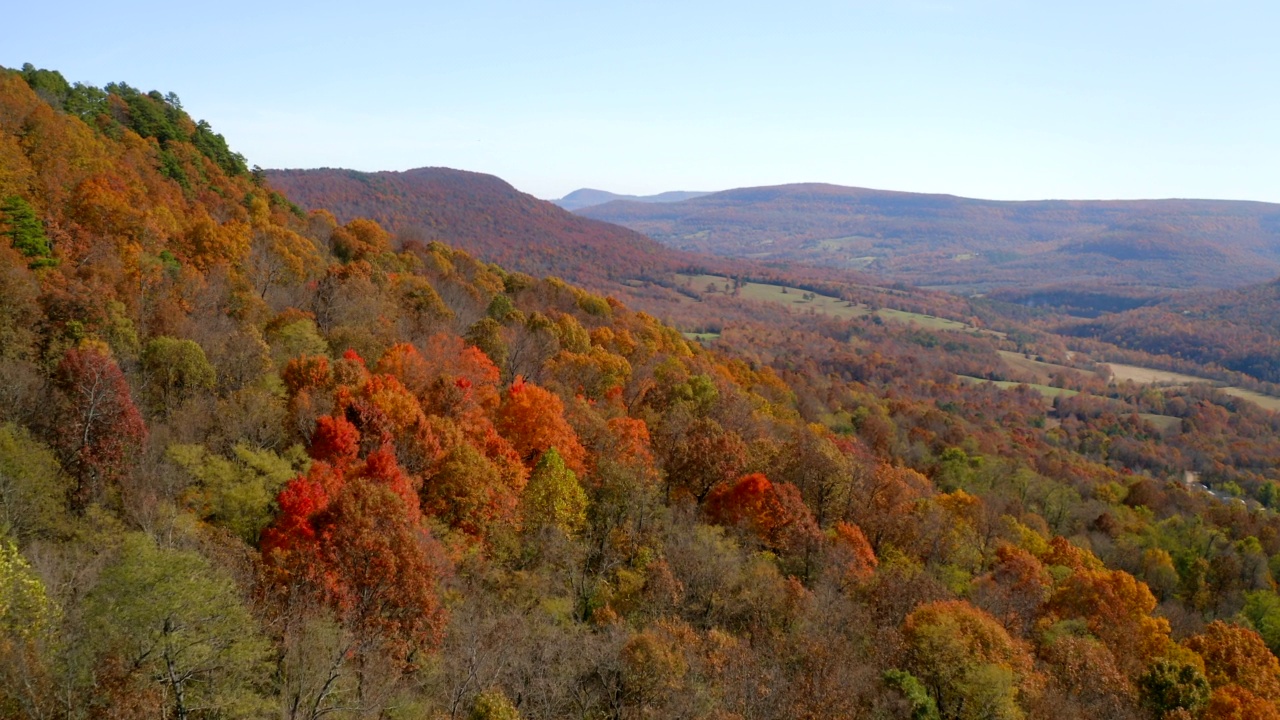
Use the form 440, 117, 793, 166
261, 167, 909, 333
1059, 278, 1280, 384
7, 64, 1280, 720
265, 167, 703, 290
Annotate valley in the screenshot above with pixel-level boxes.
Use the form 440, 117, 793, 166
6, 63, 1280, 720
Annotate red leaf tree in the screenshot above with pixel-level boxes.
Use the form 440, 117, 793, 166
262, 443, 448, 672
829, 521, 878, 585
51, 344, 146, 509
704, 473, 821, 556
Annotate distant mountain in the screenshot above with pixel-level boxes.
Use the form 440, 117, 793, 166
576, 182, 1280, 296
266, 168, 709, 289
552, 188, 711, 211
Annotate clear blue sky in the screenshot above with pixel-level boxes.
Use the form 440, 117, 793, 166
7, 1, 1279, 201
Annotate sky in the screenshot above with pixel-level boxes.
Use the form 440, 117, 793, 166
5, 1, 1279, 202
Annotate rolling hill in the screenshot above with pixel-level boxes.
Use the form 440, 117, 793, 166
576, 182, 1280, 295
266, 167, 707, 288
264, 168, 950, 332
1062, 276, 1280, 383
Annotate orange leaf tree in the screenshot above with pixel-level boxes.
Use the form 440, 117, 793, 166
495, 376, 586, 474
1201, 684, 1280, 720
1041, 562, 1171, 678
1185, 621, 1280, 702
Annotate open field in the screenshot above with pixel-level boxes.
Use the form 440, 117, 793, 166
1220, 387, 1280, 412
957, 375, 1080, 402
1099, 362, 1280, 413
679, 273, 867, 319
677, 274, 1001, 334
1105, 363, 1210, 385
680, 272, 1280, 416
959, 376, 1181, 430
998, 350, 1086, 383
1139, 414, 1183, 433
877, 307, 979, 333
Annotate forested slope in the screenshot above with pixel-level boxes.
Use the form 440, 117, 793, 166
265, 167, 704, 290
1061, 278, 1280, 384
5, 64, 1280, 720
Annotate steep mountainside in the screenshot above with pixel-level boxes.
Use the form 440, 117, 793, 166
267, 167, 706, 288
577, 182, 1280, 294
11, 64, 1280, 720
552, 187, 711, 211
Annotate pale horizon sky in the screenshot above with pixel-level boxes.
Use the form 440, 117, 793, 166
6, 1, 1279, 202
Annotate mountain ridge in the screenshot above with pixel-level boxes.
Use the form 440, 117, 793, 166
265, 166, 711, 290
577, 181, 1280, 295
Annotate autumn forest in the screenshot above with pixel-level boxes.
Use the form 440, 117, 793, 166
7, 63, 1280, 720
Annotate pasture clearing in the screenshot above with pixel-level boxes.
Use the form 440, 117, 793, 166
997, 350, 1086, 383
957, 375, 1080, 403
1220, 387, 1280, 412
676, 274, 1002, 335
1139, 414, 1183, 433
1099, 362, 1280, 414
1104, 363, 1209, 385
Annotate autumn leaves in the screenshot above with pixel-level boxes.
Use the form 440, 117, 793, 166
261, 342, 603, 666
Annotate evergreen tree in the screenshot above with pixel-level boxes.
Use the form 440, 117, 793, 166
0, 196, 54, 268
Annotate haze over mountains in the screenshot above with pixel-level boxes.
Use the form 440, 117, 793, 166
271, 167, 1280, 335
577, 182, 1280, 294
551, 188, 711, 211
265, 166, 1280, 390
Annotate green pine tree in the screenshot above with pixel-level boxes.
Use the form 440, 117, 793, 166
1, 196, 55, 268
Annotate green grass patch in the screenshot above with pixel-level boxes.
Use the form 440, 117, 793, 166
877, 307, 973, 332
997, 350, 1085, 382
1104, 363, 1209, 385
1220, 387, 1280, 412
676, 273, 1005, 337
957, 375, 1080, 401
1139, 413, 1182, 433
